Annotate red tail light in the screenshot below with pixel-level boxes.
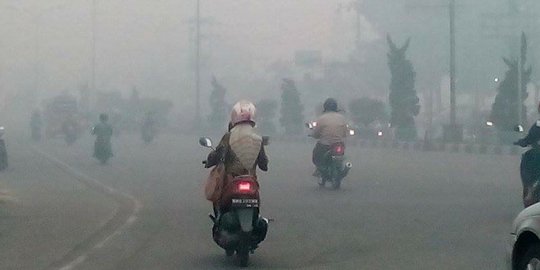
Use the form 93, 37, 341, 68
237, 181, 253, 192
334, 145, 344, 154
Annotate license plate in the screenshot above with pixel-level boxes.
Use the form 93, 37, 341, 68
231, 198, 259, 208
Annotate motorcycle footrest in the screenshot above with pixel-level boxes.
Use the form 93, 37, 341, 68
208, 213, 217, 223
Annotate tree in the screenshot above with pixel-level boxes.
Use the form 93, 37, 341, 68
256, 99, 278, 135
387, 35, 420, 141
349, 97, 387, 127
207, 76, 228, 130
279, 78, 304, 135
490, 33, 532, 143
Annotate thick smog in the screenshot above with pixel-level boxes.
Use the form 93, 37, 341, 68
0, 1, 537, 269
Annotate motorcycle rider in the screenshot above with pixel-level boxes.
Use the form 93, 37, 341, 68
92, 113, 113, 162
204, 100, 268, 245
514, 102, 540, 207
311, 98, 349, 179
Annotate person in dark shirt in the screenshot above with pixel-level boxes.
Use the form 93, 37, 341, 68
92, 113, 113, 163
515, 104, 540, 207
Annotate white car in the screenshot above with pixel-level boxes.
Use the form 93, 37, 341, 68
509, 203, 540, 269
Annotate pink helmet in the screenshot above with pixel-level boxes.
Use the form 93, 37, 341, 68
230, 100, 256, 127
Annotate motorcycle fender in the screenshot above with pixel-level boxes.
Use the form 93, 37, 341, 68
236, 208, 254, 233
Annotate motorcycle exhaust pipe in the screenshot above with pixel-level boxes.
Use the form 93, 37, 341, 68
340, 162, 352, 179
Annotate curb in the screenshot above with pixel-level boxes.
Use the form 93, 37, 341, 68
272, 136, 521, 156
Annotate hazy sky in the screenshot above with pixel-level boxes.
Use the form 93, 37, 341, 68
0, 0, 378, 117
0, 0, 538, 121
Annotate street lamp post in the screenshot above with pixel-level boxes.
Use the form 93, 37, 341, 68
405, 0, 463, 142
449, 0, 457, 128
91, 0, 97, 113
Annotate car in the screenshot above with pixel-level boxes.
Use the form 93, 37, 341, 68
509, 203, 540, 269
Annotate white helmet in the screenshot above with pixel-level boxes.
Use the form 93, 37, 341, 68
230, 100, 256, 127
0, 126, 4, 137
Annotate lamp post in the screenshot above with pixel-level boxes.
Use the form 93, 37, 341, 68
90, 0, 96, 113
405, 0, 462, 142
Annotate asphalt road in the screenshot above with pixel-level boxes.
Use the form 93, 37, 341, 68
0, 132, 523, 269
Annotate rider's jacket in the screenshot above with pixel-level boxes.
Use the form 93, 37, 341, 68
207, 123, 268, 177
517, 120, 540, 147
92, 122, 113, 142
313, 112, 348, 145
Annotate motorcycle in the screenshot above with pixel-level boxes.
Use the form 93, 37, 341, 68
306, 121, 353, 189
92, 130, 113, 165
0, 126, 8, 171
199, 136, 269, 267
94, 139, 112, 164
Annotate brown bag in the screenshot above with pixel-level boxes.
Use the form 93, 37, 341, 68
204, 163, 226, 202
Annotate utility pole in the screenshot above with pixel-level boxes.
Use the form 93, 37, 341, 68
91, 0, 96, 113
405, 0, 462, 141
481, 1, 538, 126
518, 35, 523, 125
195, 0, 201, 130
449, 0, 457, 128
33, 18, 39, 104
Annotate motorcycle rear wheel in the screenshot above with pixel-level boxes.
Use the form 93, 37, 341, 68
331, 179, 341, 189
237, 248, 249, 267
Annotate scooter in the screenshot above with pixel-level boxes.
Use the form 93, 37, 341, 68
0, 126, 8, 171
306, 121, 353, 189
199, 137, 268, 267
92, 128, 113, 165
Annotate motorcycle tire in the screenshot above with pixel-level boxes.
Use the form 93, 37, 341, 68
331, 179, 341, 190
237, 247, 249, 267
517, 243, 540, 270
0, 143, 7, 171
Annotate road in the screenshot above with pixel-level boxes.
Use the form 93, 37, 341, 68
0, 132, 523, 269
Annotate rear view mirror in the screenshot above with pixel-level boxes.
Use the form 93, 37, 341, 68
199, 137, 213, 148
306, 121, 317, 129
262, 136, 270, 146
514, 125, 524, 133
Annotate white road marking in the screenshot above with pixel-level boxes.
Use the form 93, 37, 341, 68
33, 148, 143, 270
58, 255, 87, 270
